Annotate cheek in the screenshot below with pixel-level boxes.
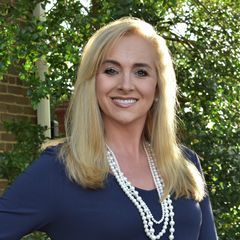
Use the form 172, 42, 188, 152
95, 76, 103, 107
145, 83, 157, 99
95, 75, 106, 97
144, 86, 157, 108
95, 74, 101, 91
96, 74, 113, 94
95, 75, 111, 110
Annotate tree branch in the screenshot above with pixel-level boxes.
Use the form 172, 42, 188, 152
164, 31, 196, 49
192, 0, 211, 14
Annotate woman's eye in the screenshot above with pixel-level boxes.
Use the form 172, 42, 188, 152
136, 69, 148, 77
104, 68, 118, 75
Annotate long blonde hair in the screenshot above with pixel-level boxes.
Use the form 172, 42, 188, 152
61, 17, 205, 201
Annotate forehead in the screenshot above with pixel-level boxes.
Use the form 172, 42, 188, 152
102, 34, 157, 66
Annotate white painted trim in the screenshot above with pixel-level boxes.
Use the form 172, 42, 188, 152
34, 3, 51, 138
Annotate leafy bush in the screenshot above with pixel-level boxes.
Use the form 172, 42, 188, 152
0, 121, 47, 182
22, 232, 50, 240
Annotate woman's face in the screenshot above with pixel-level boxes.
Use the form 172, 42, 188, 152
96, 34, 158, 129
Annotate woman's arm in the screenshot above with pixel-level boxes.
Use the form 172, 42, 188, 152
182, 146, 218, 240
199, 194, 218, 240
0, 147, 59, 239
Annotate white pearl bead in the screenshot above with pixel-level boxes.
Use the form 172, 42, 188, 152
170, 220, 175, 225
107, 144, 175, 240
150, 228, 155, 234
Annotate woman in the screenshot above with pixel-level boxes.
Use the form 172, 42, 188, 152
0, 17, 217, 240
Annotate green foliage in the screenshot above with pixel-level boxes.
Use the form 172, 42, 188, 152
0, 0, 239, 239
22, 232, 50, 240
168, 2, 240, 239
0, 121, 47, 182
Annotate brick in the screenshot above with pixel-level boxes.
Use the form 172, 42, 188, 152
33, 116, 37, 123
0, 103, 8, 113
23, 106, 36, 115
17, 115, 29, 122
0, 94, 17, 104
0, 84, 7, 93
20, 115, 34, 122
0, 123, 5, 131
8, 85, 27, 96
0, 142, 14, 152
7, 65, 20, 76
2, 75, 17, 84
1, 113, 17, 122
16, 78, 26, 86
1, 76, 10, 84
5, 143, 14, 151
0, 143, 4, 151
1, 133, 15, 142
7, 104, 23, 114
0, 94, 32, 106
15, 96, 31, 105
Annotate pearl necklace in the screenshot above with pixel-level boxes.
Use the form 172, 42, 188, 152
106, 143, 175, 240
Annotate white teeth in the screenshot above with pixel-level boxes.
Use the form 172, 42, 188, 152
113, 98, 137, 104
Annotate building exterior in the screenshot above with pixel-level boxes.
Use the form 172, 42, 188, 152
0, 73, 37, 152
0, 1, 51, 153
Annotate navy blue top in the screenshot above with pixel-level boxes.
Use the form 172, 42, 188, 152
0, 146, 218, 240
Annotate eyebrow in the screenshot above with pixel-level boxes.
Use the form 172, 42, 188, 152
102, 59, 153, 70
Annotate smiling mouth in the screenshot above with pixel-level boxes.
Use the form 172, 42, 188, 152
111, 97, 138, 107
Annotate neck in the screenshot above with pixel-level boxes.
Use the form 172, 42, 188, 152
104, 120, 146, 163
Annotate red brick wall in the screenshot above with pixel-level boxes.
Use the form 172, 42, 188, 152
55, 101, 68, 135
0, 74, 37, 152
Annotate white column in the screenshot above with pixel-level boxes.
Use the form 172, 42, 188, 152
33, 3, 51, 138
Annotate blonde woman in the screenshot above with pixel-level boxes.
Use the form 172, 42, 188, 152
0, 17, 217, 240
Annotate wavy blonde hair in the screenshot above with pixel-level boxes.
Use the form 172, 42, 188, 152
60, 17, 205, 201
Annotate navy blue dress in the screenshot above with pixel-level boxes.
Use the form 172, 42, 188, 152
0, 146, 218, 240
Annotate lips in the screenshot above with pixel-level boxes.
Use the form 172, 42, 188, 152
111, 97, 138, 107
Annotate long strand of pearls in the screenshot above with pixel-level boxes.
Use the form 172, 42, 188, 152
106, 143, 175, 240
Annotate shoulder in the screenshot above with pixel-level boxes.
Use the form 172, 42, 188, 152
179, 145, 202, 172
34, 144, 63, 168
2, 144, 68, 202
15, 144, 66, 185
0, 145, 66, 226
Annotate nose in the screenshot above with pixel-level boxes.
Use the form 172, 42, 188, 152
118, 72, 134, 92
